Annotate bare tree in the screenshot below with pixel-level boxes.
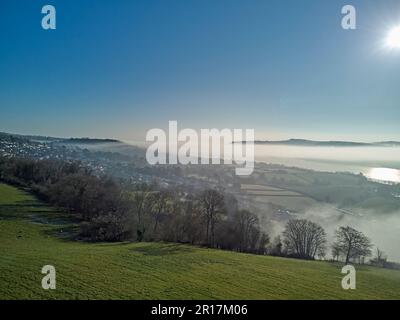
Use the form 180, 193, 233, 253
333, 226, 372, 264
150, 190, 171, 236
129, 183, 154, 241
197, 189, 226, 246
269, 236, 283, 256
256, 232, 270, 255
235, 210, 259, 252
371, 248, 387, 267
331, 243, 341, 262
282, 219, 327, 260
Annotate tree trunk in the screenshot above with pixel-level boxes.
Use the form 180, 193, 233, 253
345, 247, 351, 264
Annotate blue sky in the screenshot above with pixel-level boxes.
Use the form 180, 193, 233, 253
1, 0, 400, 141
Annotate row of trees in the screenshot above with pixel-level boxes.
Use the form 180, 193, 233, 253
278, 219, 373, 263
0, 156, 377, 263
0, 156, 268, 254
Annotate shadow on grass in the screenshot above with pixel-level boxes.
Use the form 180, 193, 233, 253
0, 197, 80, 241
0, 203, 46, 219
42, 224, 80, 241
130, 243, 195, 256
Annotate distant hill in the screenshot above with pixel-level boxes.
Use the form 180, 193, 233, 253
58, 138, 121, 144
0, 132, 121, 144
0, 132, 32, 144
244, 139, 400, 147
3, 131, 400, 148
374, 141, 400, 147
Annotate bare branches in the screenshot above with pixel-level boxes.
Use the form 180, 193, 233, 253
333, 226, 372, 264
197, 189, 226, 246
282, 219, 327, 260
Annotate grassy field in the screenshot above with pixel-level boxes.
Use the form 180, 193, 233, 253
1, 183, 400, 300
239, 183, 319, 211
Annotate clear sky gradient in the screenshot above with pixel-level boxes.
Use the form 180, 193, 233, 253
1, 0, 400, 141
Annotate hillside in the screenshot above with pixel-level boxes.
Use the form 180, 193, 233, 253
247, 139, 400, 147
0, 183, 400, 300
0, 131, 121, 144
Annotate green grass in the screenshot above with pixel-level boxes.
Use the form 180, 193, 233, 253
1, 183, 400, 300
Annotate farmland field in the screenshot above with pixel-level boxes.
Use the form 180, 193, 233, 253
239, 183, 319, 211
1, 183, 400, 300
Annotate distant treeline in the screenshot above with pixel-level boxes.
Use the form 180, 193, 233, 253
0, 132, 120, 144
56, 138, 121, 144
0, 156, 397, 268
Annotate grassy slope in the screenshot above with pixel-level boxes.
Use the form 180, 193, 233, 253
1, 183, 400, 300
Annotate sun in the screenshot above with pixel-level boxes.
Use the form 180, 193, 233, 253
386, 26, 400, 49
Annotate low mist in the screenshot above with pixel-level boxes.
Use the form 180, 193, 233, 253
267, 204, 400, 262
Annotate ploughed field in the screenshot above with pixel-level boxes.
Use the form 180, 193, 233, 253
1, 183, 399, 299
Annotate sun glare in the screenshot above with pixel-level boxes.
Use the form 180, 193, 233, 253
386, 26, 400, 49
367, 167, 400, 184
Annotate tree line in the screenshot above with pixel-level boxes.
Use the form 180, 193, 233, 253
0, 156, 268, 254
0, 156, 385, 264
